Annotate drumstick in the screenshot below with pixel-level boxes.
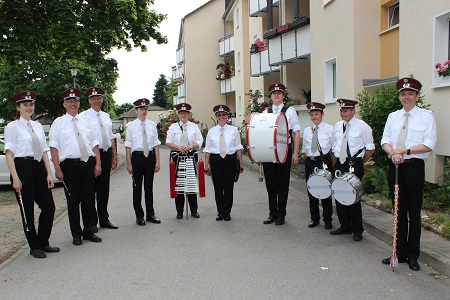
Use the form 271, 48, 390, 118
17, 191, 29, 232
390, 163, 400, 271
259, 164, 264, 182
62, 180, 71, 196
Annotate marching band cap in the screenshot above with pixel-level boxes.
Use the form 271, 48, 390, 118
60, 88, 81, 101
268, 83, 286, 93
213, 104, 230, 114
12, 90, 36, 103
396, 77, 422, 92
86, 86, 105, 98
306, 102, 325, 111
337, 98, 358, 109
176, 103, 192, 113
133, 98, 150, 108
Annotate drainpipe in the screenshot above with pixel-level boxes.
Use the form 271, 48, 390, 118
267, 0, 273, 30
294, 0, 300, 18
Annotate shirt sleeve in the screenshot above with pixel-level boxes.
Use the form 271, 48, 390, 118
380, 114, 393, 147
49, 119, 61, 150
362, 122, 375, 151
124, 122, 133, 148
4, 123, 16, 154
232, 127, 244, 152
422, 112, 437, 150
203, 128, 213, 153
165, 124, 176, 144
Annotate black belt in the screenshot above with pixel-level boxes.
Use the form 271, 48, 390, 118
307, 153, 331, 161
211, 153, 236, 157
101, 147, 113, 152
346, 157, 362, 163
133, 150, 153, 154
403, 158, 423, 163
64, 158, 81, 162
15, 156, 34, 160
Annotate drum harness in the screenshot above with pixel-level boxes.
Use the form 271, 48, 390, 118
310, 126, 329, 171
343, 130, 365, 174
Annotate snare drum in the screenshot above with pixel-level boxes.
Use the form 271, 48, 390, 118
307, 167, 332, 199
246, 112, 289, 163
331, 170, 364, 206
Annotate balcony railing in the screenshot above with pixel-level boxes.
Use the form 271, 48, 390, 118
178, 83, 186, 98
250, 49, 280, 76
268, 23, 310, 66
219, 34, 234, 56
176, 47, 184, 64
220, 76, 235, 94
249, 0, 279, 17
172, 66, 183, 80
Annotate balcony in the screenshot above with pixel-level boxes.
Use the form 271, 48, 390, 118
178, 83, 186, 98
176, 47, 184, 64
171, 66, 183, 80
249, 0, 279, 17
220, 76, 235, 94
250, 49, 280, 76
172, 95, 181, 106
268, 23, 310, 66
219, 34, 234, 56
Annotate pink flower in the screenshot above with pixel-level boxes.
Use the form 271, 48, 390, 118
255, 89, 259, 92
444, 60, 450, 66
436, 63, 442, 68
441, 67, 447, 72
249, 89, 253, 92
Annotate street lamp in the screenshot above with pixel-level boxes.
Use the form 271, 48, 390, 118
69, 68, 79, 88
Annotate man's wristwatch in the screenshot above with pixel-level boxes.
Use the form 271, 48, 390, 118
406, 148, 411, 155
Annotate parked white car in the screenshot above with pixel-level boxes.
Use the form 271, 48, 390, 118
0, 138, 59, 186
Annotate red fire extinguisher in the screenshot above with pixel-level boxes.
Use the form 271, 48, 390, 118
169, 161, 176, 198
198, 159, 205, 198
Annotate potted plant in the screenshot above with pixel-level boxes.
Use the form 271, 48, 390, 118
277, 23, 291, 34
290, 16, 310, 29
435, 60, 450, 77
263, 28, 278, 39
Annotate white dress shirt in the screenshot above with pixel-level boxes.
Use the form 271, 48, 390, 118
124, 118, 161, 152
80, 108, 114, 150
302, 121, 334, 157
203, 124, 243, 155
4, 117, 49, 157
166, 121, 203, 147
381, 105, 436, 160
49, 113, 99, 162
265, 104, 301, 143
332, 117, 375, 159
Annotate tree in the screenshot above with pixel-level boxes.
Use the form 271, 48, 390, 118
0, 0, 167, 122
114, 102, 134, 118
164, 78, 178, 109
152, 74, 168, 108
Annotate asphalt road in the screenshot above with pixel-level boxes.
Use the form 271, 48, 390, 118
0, 144, 448, 299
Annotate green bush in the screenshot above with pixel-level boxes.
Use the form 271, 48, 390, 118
362, 167, 389, 198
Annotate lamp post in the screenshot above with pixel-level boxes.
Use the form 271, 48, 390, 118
69, 68, 79, 88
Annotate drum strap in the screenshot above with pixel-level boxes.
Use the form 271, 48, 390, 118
346, 144, 365, 164
310, 126, 327, 165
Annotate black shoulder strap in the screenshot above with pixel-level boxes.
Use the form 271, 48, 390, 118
268, 107, 272, 113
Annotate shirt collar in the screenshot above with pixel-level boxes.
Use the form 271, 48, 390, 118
19, 116, 29, 126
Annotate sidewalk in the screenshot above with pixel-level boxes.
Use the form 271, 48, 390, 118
242, 154, 450, 277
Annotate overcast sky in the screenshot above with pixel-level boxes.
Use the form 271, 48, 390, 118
108, 0, 210, 105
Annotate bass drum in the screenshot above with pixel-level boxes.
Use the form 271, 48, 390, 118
246, 112, 289, 163
331, 170, 364, 206
306, 167, 332, 199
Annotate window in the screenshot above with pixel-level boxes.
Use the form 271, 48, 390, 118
237, 51, 241, 71
324, 57, 337, 103
235, 8, 240, 28
389, 3, 399, 28
238, 95, 242, 116
433, 9, 450, 87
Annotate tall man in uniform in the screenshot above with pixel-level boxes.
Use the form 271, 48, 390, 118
330, 99, 375, 241
380, 78, 436, 271
80, 87, 118, 231
49, 88, 102, 246
262, 83, 301, 225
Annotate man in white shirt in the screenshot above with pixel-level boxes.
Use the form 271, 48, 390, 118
380, 77, 437, 271
262, 83, 301, 225
49, 88, 102, 246
80, 87, 118, 231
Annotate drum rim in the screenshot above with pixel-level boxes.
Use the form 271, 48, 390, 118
246, 113, 255, 162
274, 112, 289, 164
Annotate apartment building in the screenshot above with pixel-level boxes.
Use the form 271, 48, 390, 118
174, 0, 450, 183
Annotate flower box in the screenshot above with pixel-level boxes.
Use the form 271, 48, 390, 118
277, 23, 291, 34
290, 17, 310, 29
263, 28, 278, 39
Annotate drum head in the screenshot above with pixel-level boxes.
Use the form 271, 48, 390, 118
307, 175, 332, 199
331, 179, 357, 206
274, 113, 289, 164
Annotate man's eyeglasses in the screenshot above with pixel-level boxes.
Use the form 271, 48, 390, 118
216, 113, 228, 117
65, 99, 80, 104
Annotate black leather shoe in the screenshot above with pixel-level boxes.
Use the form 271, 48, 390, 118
308, 219, 319, 228
263, 216, 277, 224
146, 216, 161, 224
216, 214, 224, 221
324, 221, 333, 230
408, 259, 420, 271
275, 218, 285, 225
136, 218, 146, 226
176, 213, 183, 219
92, 225, 98, 233
330, 227, 352, 235
224, 215, 231, 221
73, 237, 82, 246
83, 234, 102, 243
100, 221, 119, 229
30, 249, 47, 258
353, 233, 363, 241
42, 245, 60, 253
191, 212, 200, 218
381, 257, 407, 265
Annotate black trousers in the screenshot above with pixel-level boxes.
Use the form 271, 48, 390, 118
12, 158, 55, 250
388, 159, 424, 261
132, 151, 156, 219
170, 150, 198, 214
332, 160, 364, 234
262, 146, 293, 219
94, 149, 112, 225
60, 157, 96, 238
305, 154, 333, 222
210, 153, 237, 216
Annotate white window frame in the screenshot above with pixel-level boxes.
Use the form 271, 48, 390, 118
324, 57, 337, 103
235, 7, 240, 29
388, 2, 399, 28
432, 9, 450, 88
238, 95, 242, 116
237, 51, 241, 72
323, 0, 333, 7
